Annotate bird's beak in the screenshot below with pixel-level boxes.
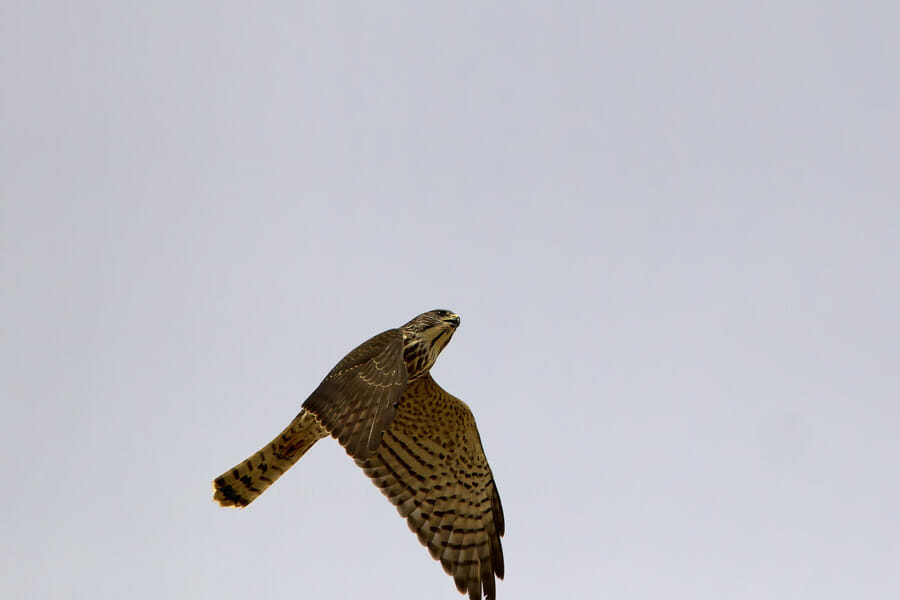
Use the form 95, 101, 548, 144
444, 313, 461, 328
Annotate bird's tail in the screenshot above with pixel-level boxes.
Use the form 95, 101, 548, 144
213, 408, 328, 507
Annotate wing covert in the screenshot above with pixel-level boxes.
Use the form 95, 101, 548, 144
303, 328, 407, 459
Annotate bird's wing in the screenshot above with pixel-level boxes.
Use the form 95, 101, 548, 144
356, 374, 505, 600
303, 328, 407, 459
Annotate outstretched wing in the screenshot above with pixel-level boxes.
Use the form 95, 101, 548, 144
303, 328, 407, 459
356, 375, 505, 600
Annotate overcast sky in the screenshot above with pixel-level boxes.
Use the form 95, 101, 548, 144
2, 3, 898, 599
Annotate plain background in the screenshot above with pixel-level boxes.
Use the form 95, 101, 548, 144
2, 3, 898, 599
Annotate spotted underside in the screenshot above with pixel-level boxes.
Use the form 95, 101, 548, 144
356, 374, 505, 600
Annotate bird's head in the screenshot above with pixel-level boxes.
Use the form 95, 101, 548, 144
400, 309, 460, 381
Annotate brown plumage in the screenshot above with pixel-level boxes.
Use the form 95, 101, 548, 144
212, 310, 505, 600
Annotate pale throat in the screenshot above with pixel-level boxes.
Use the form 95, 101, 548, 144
403, 327, 453, 381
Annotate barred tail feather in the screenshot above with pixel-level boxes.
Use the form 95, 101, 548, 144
213, 409, 328, 507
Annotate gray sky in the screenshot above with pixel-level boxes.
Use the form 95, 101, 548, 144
2, 3, 898, 599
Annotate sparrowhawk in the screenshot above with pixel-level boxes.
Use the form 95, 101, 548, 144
213, 310, 505, 600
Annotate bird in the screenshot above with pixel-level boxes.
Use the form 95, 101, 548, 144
213, 309, 505, 600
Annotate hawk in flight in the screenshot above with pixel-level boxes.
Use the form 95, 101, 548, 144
213, 310, 505, 600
